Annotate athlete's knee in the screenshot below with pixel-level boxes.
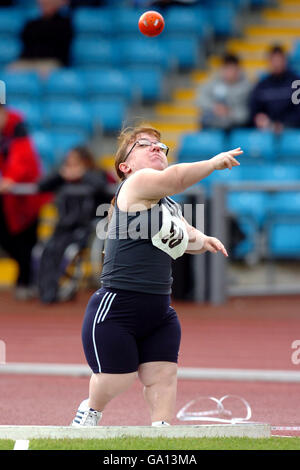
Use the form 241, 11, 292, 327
138, 362, 177, 388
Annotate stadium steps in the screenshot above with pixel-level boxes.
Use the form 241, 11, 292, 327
226, 39, 292, 62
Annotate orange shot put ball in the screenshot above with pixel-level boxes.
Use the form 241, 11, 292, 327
138, 11, 165, 37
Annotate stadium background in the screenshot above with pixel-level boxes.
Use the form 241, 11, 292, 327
0, 0, 300, 437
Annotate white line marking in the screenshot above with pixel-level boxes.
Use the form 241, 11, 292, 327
13, 440, 29, 450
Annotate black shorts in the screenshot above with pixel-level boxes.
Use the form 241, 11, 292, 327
81, 287, 181, 374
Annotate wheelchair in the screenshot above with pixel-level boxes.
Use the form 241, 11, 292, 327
31, 218, 106, 303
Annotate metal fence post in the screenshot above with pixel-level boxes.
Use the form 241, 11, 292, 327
210, 184, 228, 305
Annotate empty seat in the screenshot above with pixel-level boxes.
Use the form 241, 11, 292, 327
44, 69, 86, 100
163, 36, 201, 69
8, 100, 42, 131
115, 39, 173, 70
113, 8, 144, 36
125, 66, 164, 101
209, 6, 237, 36
43, 101, 93, 134
238, 164, 300, 182
268, 191, 300, 216
177, 130, 226, 162
229, 128, 276, 161
84, 68, 133, 102
268, 222, 300, 258
2, 71, 42, 100
0, 8, 25, 37
73, 8, 113, 38
31, 130, 56, 172
49, 131, 88, 163
0, 38, 21, 66
227, 190, 269, 227
278, 129, 300, 161
72, 39, 115, 67
91, 98, 127, 133
164, 6, 209, 39
232, 217, 257, 259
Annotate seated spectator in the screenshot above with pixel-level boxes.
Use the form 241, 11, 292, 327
35, 146, 112, 304
0, 104, 46, 300
8, 0, 73, 77
196, 53, 252, 131
249, 44, 300, 133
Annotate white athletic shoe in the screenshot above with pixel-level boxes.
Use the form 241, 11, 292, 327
71, 399, 102, 427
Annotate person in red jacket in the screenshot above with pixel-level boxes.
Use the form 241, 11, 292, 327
0, 105, 46, 299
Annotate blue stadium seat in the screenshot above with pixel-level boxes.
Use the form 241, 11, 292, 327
177, 130, 226, 162
44, 69, 86, 100
49, 131, 88, 163
229, 129, 276, 161
2, 71, 42, 100
268, 222, 300, 258
164, 6, 210, 40
73, 8, 113, 38
278, 129, 300, 161
124, 66, 164, 101
84, 69, 134, 102
268, 191, 300, 217
0, 38, 21, 67
227, 191, 269, 227
91, 98, 127, 133
43, 101, 93, 134
115, 39, 173, 70
232, 217, 257, 259
71, 39, 115, 67
209, 5, 237, 36
31, 131, 56, 172
163, 36, 201, 69
0, 8, 25, 38
199, 165, 243, 196
113, 8, 144, 36
239, 164, 300, 182
8, 100, 42, 132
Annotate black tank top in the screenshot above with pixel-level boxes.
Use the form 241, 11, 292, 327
100, 182, 189, 294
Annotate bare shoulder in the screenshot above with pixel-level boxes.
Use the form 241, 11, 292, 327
117, 169, 160, 211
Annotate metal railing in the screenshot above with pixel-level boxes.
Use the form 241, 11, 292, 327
210, 182, 300, 305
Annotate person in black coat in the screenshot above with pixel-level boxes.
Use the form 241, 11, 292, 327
8, 0, 73, 76
249, 44, 300, 133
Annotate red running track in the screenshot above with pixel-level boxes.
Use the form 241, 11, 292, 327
0, 291, 300, 433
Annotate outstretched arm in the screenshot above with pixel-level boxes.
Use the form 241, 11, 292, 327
127, 148, 243, 201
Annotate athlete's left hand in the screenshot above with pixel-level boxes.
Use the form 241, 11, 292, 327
203, 236, 228, 257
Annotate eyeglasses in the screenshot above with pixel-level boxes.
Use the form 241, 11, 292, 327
124, 138, 169, 161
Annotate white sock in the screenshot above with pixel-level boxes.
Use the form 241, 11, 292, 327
152, 421, 170, 426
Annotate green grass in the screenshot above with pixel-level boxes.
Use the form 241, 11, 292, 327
0, 440, 14, 450
26, 436, 300, 450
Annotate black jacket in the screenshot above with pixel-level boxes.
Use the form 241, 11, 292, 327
20, 12, 73, 66
249, 69, 300, 127
38, 170, 110, 230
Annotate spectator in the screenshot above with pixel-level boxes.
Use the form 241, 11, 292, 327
35, 146, 112, 304
196, 53, 252, 131
0, 105, 46, 300
249, 44, 300, 133
8, 0, 73, 77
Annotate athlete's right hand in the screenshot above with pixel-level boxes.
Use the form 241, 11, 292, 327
210, 148, 243, 170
